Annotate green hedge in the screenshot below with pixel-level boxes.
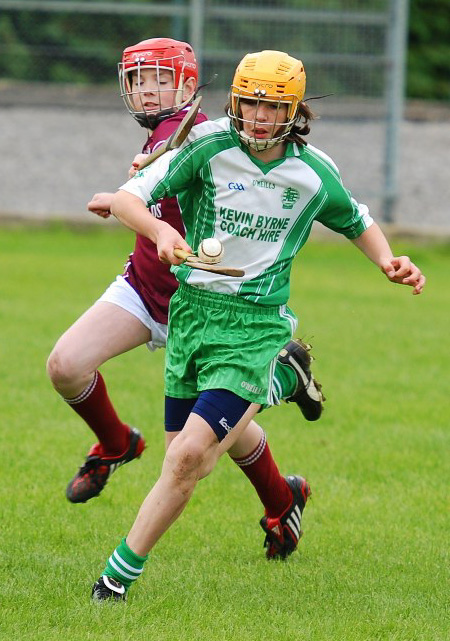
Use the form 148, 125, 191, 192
407, 0, 450, 100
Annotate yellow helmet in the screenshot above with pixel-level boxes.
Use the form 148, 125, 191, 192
229, 50, 306, 151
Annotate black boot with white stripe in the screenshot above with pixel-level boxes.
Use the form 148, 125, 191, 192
260, 475, 311, 560
91, 576, 126, 602
66, 427, 145, 503
278, 339, 324, 421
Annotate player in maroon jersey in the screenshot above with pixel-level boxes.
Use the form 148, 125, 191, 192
47, 39, 323, 561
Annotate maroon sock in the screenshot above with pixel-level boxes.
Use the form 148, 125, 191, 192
64, 371, 130, 455
232, 433, 292, 517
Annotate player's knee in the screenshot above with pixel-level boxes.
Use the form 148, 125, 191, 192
166, 436, 207, 484
46, 347, 81, 389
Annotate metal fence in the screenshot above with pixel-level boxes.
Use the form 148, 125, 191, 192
0, 0, 409, 222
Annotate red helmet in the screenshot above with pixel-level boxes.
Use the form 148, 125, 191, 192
118, 38, 198, 128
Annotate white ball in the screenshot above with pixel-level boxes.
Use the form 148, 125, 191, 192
197, 238, 224, 264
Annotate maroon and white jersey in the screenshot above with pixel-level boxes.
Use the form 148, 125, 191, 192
123, 108, 208, 324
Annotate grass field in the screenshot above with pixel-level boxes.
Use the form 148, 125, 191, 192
0, 224, 448, 641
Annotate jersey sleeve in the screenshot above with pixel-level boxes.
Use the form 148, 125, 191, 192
303, 145, 373, 239
119, 119, 226, 209
119, 134, 200, 207
316, 186, 373, 239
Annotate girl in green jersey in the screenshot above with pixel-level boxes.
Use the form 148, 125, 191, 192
91, 50, 425, 601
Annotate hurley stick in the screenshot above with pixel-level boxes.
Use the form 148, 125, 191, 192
173, 249, 245, 277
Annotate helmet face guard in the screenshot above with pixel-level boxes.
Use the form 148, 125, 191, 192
229, 89, 299, 151
119, 38, 198, 129
229, 50, 306, 151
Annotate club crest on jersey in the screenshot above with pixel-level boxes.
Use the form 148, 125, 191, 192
228, 182, 245, 191
281, 187, 300, 209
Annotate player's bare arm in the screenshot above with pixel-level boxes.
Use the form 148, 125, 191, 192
87, 151, 156, 217
87, 154, 152, 216
351, 223, 426, 295
110, 189, 191, 263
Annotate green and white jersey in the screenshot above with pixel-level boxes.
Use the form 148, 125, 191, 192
121, 117, 373, 306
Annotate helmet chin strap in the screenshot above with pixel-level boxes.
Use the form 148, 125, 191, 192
239, 130, 280, 151
141, 106, 177, 130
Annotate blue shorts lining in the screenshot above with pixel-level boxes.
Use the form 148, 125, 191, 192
165, 390, 251, 442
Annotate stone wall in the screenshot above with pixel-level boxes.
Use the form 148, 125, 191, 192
1, 83, 449, 234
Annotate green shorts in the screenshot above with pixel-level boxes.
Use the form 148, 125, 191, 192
165, 284, 297, 406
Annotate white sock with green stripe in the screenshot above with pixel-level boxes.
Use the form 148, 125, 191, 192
103, 538, 148, 591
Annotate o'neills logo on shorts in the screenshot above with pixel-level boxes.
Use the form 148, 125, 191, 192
241, 381, 262, 394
